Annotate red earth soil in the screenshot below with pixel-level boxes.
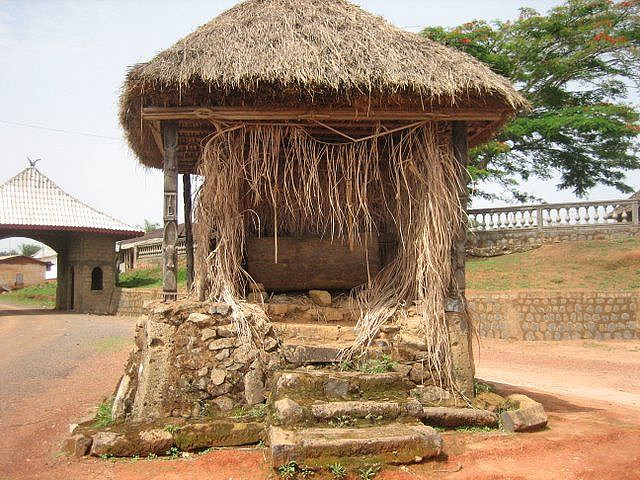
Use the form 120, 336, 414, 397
1, 305, 639, 480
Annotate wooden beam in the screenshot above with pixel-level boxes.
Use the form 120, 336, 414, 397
162, 122, 179, 302
149, 121, 164, 154
183, 173, 195, 291
142, 106, 506, 123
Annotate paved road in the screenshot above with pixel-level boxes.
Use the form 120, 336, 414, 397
0, 304, 134, 411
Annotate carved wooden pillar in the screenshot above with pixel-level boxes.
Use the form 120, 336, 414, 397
162, 122, 179, 302
451, 121, 469, 298
183, 173, 195, 290
448, 120, 475, 397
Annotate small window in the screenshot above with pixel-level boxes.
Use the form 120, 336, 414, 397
91, 267, 103, 291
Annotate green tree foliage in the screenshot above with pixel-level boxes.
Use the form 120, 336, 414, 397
18, 243, 41, 257
138, 219, 161, 233
422, 0, 640, 200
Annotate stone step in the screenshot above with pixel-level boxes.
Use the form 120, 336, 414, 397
273, 369, 412, 401
281, 342, 351, 365
267, 303, 357, 323
274, 323, 357, 344
269, 424, 443, 468
273, 397, 423, 426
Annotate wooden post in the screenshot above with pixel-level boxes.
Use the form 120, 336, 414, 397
448, 120, 475, 397
183, 173, 195, 290
162, 122, 179, 302
451, 121, 469, 298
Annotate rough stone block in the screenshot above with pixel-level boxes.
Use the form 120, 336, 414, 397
274, 398, 305, 424
309, 290, 332, 307
500, 394, 548, 433
282, 343, 345, 364
61, 433, 92, 457
269, 424, 442, 467
188, 312, 211, 324
411, 385, 461, 407
310, 399, 422, 421
174, 421, 264, 451
419, 407, 498, 428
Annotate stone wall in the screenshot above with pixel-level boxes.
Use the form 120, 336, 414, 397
113, 288, 164, 316
468, 291, 640, 341
468, 225, 640, 257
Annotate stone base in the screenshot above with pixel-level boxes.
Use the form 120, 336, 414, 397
270, 424, 442, 467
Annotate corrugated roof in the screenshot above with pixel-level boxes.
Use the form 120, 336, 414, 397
0, 167, 142, 236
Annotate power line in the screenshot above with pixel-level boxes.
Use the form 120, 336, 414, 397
0, 119, 120, 141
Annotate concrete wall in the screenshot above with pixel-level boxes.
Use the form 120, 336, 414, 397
468, 225, 640, 257
468, 291, 640, 341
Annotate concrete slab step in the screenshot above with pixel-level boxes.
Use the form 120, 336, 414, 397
269, 424, 443, 467
273, 369, 412, 401
273, 397, 423, 426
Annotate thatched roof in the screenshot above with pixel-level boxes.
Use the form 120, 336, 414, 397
121, 0, 528, 169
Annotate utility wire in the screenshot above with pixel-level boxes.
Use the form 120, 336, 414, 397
0, 119, 120, 141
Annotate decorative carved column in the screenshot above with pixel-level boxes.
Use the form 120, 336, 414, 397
448, 120, 475, 397
183, 173, 195, 290
451, 121, 469, 299
162, 122, 179, 302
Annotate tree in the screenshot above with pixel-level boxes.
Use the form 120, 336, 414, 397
138, 219, 161, 233
0, 249, 18, 256
422, 0, 640, 201
18, 243, 41, 257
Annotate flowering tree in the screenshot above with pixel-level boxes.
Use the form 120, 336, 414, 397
423, 0, 640, 200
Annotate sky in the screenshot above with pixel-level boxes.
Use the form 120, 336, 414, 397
1, 0, 638, 251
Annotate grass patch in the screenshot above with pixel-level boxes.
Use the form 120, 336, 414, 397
467, 238, 640, 291
230, 404, 267, 420
92, 397, 114, 428
0, 282, 56, 307
118, 266, 187, 289
454, 425, 494, 433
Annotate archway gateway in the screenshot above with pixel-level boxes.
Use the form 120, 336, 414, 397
0, 167, 142, 313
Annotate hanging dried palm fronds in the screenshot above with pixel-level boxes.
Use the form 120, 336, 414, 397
194, 122, 464, 388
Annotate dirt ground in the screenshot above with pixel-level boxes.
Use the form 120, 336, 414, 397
1, 305, 639, 480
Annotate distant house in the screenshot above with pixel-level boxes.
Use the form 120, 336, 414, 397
117, 224, 187, 271
0, 255, 49, 289
35, 244, 57, 280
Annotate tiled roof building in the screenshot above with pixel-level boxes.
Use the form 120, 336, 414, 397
0, 167, 139, 235
0, 166, 142, 314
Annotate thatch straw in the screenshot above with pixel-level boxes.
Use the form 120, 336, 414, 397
194, 121, 464, 389
119, 0, 528, 168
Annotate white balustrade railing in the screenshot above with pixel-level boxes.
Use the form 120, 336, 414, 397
468, 199, 639, 232
137, 239, 186, 258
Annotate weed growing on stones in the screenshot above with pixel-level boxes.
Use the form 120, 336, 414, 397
359, 355, 395, 374
454, 425, 493, 433
359, 465, 380, 480
231, 404, 267, 420
164, 424, 181, 434
473, 380, 494, 395
92, 397, 114, 428
278, 461, 299, 479
329, 415, 357, 428
166, 446, 181, 460
328, 462, 347, 479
